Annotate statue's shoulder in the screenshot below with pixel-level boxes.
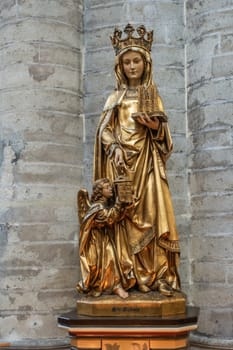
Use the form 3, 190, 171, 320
103, 89, 126, 111
82, 202, 104, 224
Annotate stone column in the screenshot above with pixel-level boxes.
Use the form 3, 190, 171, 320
0, 0, 83, 345
186, 0, 233, 348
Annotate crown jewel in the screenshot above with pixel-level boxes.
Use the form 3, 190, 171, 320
110, 24, 153, 55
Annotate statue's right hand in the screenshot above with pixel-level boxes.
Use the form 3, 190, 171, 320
114, 148, 124, 168
114, 148, 127, 176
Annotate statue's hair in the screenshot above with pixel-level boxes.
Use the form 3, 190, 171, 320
91, 178, 110, 203
114, 47, 153, 89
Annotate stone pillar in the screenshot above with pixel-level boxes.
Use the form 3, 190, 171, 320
186, 0, 233, 348
0, 0, 83, 345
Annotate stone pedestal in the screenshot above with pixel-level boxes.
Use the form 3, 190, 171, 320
58, 306, 199, 350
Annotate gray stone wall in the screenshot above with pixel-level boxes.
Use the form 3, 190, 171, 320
0, 0, 232, 347
186, 0, 233, 343
0, 0, 83, 345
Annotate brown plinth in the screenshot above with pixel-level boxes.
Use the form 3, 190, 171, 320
76, 290, 186, 317
58, 306, 199, 350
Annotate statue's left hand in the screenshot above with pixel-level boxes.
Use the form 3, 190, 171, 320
133, 112, 160, 130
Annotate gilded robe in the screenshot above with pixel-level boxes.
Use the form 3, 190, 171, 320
94, 88, 180, 290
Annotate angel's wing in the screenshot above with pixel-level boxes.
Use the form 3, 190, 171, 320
77, 188, 91, 225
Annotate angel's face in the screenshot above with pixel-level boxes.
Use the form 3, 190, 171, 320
102, 182, 113, 199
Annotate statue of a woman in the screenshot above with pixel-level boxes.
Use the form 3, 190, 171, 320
93, 24, 181, 297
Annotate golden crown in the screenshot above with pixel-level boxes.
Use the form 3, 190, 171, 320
110, 24, 153, 55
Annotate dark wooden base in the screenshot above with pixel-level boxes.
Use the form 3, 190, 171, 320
58, 306, 199, 350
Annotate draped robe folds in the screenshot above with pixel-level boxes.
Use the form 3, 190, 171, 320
94, 89, 181, 290
77, 202, 127, 295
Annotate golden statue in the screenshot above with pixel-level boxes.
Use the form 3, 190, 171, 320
93, 24, 180, 297
77, 178, 133, 299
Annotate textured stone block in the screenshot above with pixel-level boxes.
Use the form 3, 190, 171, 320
227, 268, 233, 284
171, 134, 187, 153
167, 152, 187, 172
207, 309, 233, 338
0, 42, 39, 66
0, 0, 17, 22
0, 224, 8, 244
0, 266, 78, 290
187, 34, 219, 63
152, 1, 184, 23
187, 9, 233, 39
85, 0, 114, 8
188, 101, 233, 132
188, 56, 213, 86
155, 67, 184, 89
21, 143, 82, 164
190, 168, 233, 194
11, 185, 78, 206
176, 214, 191, 237
195, 307, 233, 338
191, 193, 233, 214
0, 19, 81, 48
191, 284, 233, 308
193, 126, 231, 150
85, 27, 111, 50
84, 114, 101, 140
159, 87, 185, 110
0, 289, 77, 312
17, 0, 83, 29
221, 33, 233, 53
191, 214, 233, 236
190, 235, 233, 261
39, 44, 81, 70
167, 110, 186, 134
171, 197, 189, 216
85, 48, 114, 73
188, 78, 233, 109
6, 222, 78, 242
191, 261, 226, 283
0, 89, 81, 114
85, 3, 125, 28
179, 260, 190, 285
212, 54, 233, 77
0, 63, 81, 91
1, 111, 83, 144
152, 44, 184, 67
14, 161, 83, 185
167, 174, 186, 197
85, 71, 114, 94
186, 0, 233, 15
84, 94, 108, 115
190, 147, 233, 169
179, 237, 190, 261
0, 202, 77, 224
0, 313, 67, 340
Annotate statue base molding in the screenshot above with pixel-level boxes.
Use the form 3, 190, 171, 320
57, 306, 199, 350
76, 290, 186, 317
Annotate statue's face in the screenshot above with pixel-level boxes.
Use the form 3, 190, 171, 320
121, 50, 144, 86
102, 182, 113, 199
